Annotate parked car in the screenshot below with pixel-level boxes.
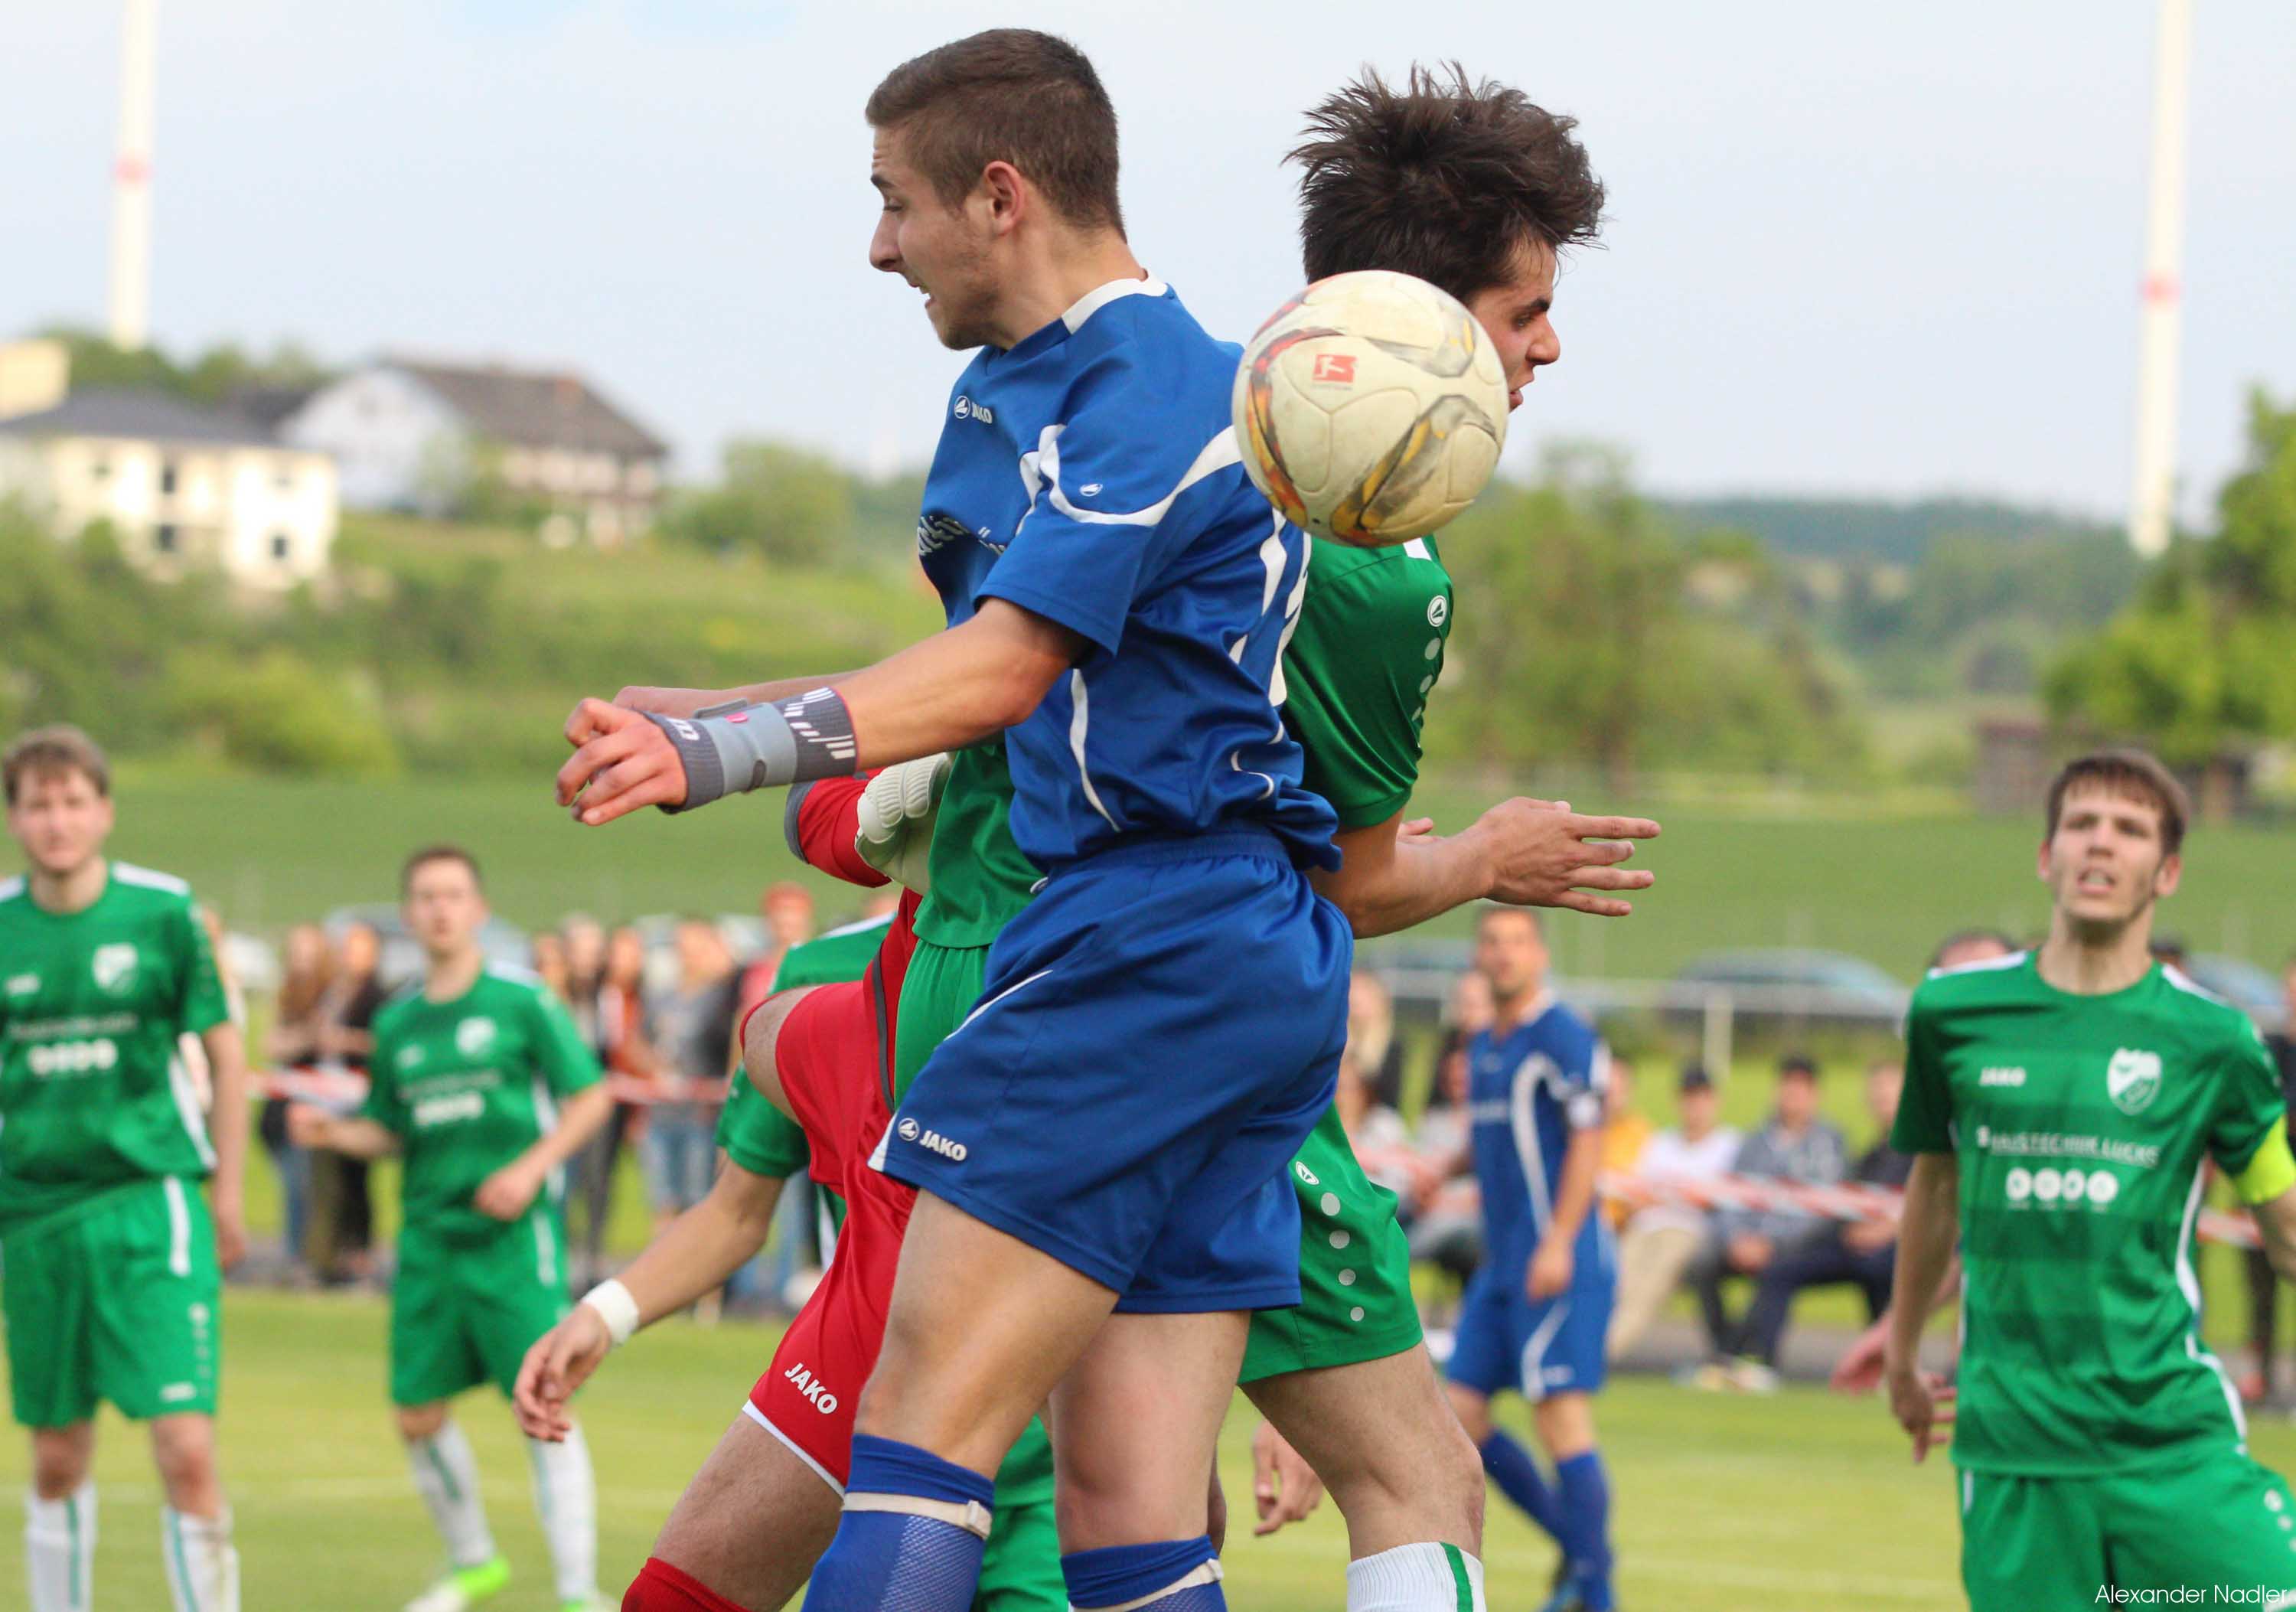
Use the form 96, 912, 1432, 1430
2181, 952, 2288, 1030
1669, 948, 1908, 1026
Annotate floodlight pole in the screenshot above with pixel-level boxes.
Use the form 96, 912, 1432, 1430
2128, 0, 2192, 558
107, 0, 157, 351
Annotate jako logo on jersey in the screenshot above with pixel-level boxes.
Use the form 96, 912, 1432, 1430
781, 1361, 839, 1415
456, 1018, 497, 1057
1979, 1066, 2027, 1087
953, 395, 995, 424
1311, 354, 1357, 384
4, 973, 37, 997
1427, 595, 1449, 628
91, 942, 138, 995
2107, 1048, 2163, 1115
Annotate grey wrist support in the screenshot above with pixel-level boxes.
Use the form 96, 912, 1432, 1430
645, 688, 858, 812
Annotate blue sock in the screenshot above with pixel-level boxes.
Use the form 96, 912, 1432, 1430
1554, 1450, 1614, 1612
1477, 1431, 1564, 1543
801, 1434, 994, 1611
1062, 1537, 1225, 1610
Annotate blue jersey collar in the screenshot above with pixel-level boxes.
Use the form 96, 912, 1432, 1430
1000, 274, 1169, 364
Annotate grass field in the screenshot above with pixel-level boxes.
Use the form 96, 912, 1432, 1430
24, 774, 2296, 987
18, 1287, 2265, 1612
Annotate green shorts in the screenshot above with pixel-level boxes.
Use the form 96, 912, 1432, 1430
1960, 1451, 2296, 1610
1240, 1105, 1424, 1382
2, 1178, 221, 1428
390, 1209, 568, 1408
976, 1479, 1062, 1612
898, 935, 1060, 1533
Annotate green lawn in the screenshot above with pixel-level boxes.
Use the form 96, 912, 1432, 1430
8, 1287, 2232, 1611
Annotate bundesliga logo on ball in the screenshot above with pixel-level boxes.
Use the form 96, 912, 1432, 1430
1232, 269, 1509, 547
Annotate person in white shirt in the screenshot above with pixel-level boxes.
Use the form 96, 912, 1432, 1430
1606, 1065, 1741, 1359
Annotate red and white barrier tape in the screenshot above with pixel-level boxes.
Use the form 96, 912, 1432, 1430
1600, 1170, 2262, 1250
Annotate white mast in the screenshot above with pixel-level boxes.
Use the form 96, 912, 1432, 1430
107, 0, 158, 351
2127, 0, 2193, 557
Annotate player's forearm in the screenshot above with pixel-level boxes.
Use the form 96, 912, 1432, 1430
1885, 1154, 1958, 1367
315, 1116, 401, 1160
522, 1084, 615, 1176
619, 676, 864, 720
1546, 1127, 1602, 1244
834, 603, 1077, 768
202, 1022, 252, 1199
616, 1166, 788, 1327
1313, 825, 1489, 939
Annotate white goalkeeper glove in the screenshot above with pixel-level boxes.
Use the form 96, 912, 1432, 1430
854, 752, 953, 895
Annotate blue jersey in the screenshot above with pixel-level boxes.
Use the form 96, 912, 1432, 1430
1467, 998, 1612, 1278
912, 276, 1337, 871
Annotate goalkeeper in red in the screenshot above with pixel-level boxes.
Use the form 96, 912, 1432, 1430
1885, 749, 2296, 1608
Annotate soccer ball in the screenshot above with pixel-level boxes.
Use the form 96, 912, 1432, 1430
1232, 269, 1508, 547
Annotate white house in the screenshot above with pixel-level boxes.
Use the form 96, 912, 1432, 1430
280, 357, 668, 543
0, 386, 339, 586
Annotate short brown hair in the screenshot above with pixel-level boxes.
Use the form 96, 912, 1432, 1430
866, 29, 1124, 232
401, 844, 482, 895
1291, 64, 1605, 300
3, 726, 111, 805
2045, 748, 2191, 857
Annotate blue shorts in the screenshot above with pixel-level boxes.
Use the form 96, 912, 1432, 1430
1447, 1258, 1615, 1403
879, 830, 1350, 1313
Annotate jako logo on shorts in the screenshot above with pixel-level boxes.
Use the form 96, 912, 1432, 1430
782, 1362, 838, 1415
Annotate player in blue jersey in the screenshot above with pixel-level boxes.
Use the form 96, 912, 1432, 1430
1445, 908, 1618, 1612
556, 30, 1356, 1612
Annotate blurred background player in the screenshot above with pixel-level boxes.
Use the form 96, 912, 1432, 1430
1886, 751, 2296, 1608
1, 725, 249, 1612
291, 846, 613, 1612
1443, 907, 1616, 1612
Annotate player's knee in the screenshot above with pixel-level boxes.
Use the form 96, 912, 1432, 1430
30, 1428, 93, 1497
739, 987, 812, 1115
396, 1402, 450, 1443
147, 1415, 219, 1500
1443, 1381, 1492, 1444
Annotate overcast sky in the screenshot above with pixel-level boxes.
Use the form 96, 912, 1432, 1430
8, 0, 2294, 526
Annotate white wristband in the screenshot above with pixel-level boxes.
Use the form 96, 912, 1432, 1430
579, 1278, 641, 1347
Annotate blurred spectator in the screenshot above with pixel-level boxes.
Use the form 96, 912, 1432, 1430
1730, 1060, 1910, 1387
1930, 929, 2017, 972
1349, 969, 1408, 1111
1684, 1053, 1847, 1385
1405, 971, 1491, 1287
263, 923, 334, 1278
740, 882, 818, 1011
561, 914, 607, 1045
1336, 1049, 1418, 1201
2243, 955, 2296, 1404
2151, 934, 2189, 973
310, 920, 386, 1284
531, 929, 571, 1000
569, 924, 654, 1285
1598, 1056, 1650, 1229
1607, 1065, 1740, 1360
641, 920, 739, 1231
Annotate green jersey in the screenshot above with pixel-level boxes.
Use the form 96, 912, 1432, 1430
1893, 952, 2287, 1477
1282, 535, 1453, 829
913, 739, 1040, 949
0, 863, 230, 1232
363, 965, 602, 1243
715, 915, 893, 1180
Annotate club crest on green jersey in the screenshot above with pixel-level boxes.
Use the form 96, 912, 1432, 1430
2107, 1047, 2163, 1115
90, 942, 138, 995
455, 1017, 497, 1058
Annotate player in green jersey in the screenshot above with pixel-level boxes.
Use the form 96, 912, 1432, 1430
291, 846, 614, 1612
1884, 749, 2296, 1610
2, 726, 249, 1612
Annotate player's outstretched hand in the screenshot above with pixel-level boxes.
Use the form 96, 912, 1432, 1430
1887, 1362, 1956, 1464
514, 1307, 611, 1442
474, 1160, 543, 1222
1831, 1317, 1891, 1394
1472, 796, 1660, 918
1250, 1419, 1326, 1536
558, 698, 687, 824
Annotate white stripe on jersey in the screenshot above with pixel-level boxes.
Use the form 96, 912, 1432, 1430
1058, 275, 1169, 333
1019, 423, 1241, 533
1067, 671, 1119, 830
113, 862, 191, 896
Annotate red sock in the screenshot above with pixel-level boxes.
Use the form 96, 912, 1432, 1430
623, 1555, 752, 1612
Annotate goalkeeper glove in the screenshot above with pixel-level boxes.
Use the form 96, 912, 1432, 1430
854, 752, 953, 894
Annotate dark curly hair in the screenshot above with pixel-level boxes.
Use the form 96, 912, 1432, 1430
1290, 64, 1604, 300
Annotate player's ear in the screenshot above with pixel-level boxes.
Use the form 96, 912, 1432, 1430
2035, 837, 2053, 886
2153, 851, 2182, 899
977, 160, 1026, 234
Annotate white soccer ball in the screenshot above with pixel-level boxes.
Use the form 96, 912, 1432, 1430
1232, 269, 1509, 548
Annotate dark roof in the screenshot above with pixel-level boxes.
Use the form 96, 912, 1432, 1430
0, 387, 282, 448
390, 360, 667, 459
227, 383, 319, 429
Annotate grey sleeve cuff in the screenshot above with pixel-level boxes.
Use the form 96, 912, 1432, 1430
784, 782, 817, 858
643, 690, 858, 814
